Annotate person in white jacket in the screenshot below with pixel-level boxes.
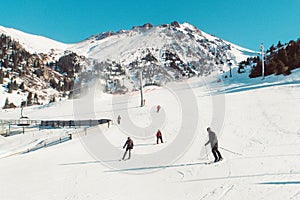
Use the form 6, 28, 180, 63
205, 127, 223, 162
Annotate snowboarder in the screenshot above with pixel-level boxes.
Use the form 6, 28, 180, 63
205, 127, 223, 162
122, 137, 134, 160
156, 105, 161, 113
156, 129, 163, 144
117, 115, 121, 125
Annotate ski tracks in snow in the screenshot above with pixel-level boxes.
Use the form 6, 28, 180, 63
199, 184, 235, 200
290, 190, 300, 200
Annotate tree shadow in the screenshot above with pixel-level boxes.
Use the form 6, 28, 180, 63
217, 80, 300, 95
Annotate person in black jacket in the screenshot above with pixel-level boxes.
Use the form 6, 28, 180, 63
205, 127, 223, 162
122, 137, 134, 160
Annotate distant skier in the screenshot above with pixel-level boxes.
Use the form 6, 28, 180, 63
156, 129, 163, 144
205, 127, 223, 162
122, 137, 134, 160
117, 115, 121, 125
156, 105, 161, 113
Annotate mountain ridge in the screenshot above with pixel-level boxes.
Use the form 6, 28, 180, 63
0, 21, 256, 108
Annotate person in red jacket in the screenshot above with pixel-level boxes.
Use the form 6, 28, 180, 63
122, 137, 134, 160
156, 105, 161, 113
156, 129, 163, 144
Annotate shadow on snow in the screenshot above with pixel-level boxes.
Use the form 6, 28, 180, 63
59, 160, 120, 166
220, 80, 300, 94
184, 171, 300, 182
258, 181, 300, 185
105, 162, 208, 173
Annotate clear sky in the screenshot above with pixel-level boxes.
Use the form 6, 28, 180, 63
1, 0, 300, 51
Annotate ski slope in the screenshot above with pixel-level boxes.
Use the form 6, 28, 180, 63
0, 25, 69, 55
0, 70, 300, 200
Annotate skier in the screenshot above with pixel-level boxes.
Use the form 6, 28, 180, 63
122, 137, 134, 160
117, 115, 121, 125
156, 129, 163, 144
156, 105, 161, 113
205, 127, 223, 162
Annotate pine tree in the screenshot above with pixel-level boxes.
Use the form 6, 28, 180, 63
3, 98, 9, 109
27, 92, 32, 106
277, 41, 282, 48
49, 96, 56, 103
21, 101, 26, 107
34, 93, 39, 104
267, 60, 278, 75
7, 83, 12, 93
19, 82, 25, 92
0, 70, 3, 84
269, 44, 276, 54
13, 80, 18, 90
249, 59, 262, 78
276, 60, 285, 75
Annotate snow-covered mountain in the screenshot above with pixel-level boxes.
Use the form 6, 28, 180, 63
0, 25, 69, 56
1, 22, 256, 64
0, 21, 257, 108
71, 22, 255, 68
68, 22, 258, 91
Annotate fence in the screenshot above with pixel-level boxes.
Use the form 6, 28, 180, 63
40, 119, 111, 129
25, 134, 72, 153
0, 119, 111, 136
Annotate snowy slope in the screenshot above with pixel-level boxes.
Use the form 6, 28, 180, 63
0, 69, 299, 199
0, 25, 69, 54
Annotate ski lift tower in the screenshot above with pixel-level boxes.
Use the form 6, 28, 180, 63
139, 65, 144, 107
260, 43, 265, 80
18, 100, 30, 134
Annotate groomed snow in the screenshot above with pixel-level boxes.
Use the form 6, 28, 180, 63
0, 69, 300, 199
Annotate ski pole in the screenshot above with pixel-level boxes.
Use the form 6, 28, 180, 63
204, 145, 209, 160
220, 147, 242, 156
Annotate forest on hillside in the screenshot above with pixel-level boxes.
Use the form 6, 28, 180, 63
238, 39, 300, 78
0, 34, 81, 108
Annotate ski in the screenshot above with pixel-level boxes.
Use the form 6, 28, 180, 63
205, 158, 224, 165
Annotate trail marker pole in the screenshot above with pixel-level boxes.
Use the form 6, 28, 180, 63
260, 43, 265, 80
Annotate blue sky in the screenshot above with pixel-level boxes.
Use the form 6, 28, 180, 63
1, 0, 300, 50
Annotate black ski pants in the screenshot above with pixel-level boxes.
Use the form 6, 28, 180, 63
157, 136, 163, 144
212, 143, 222, 161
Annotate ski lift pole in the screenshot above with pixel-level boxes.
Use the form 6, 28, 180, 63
139, 69, 144, 107
260, 43, 265, 80
205, 145, 209, 160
